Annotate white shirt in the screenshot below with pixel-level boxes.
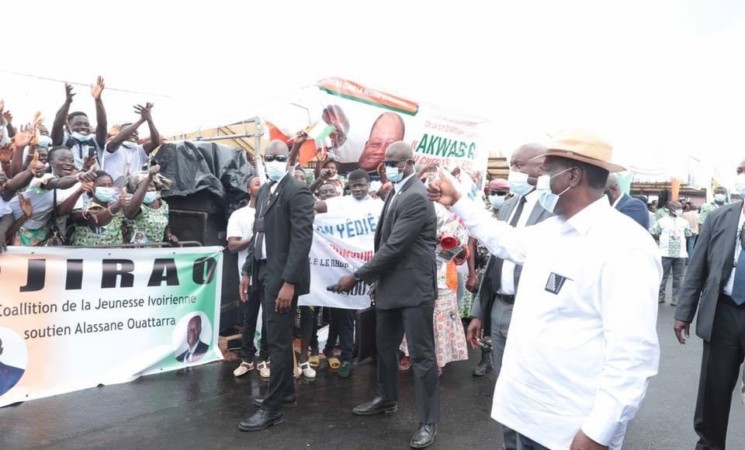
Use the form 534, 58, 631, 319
226, 205, 256, 273
499, 190, 539, 295
723, 208, 745, 296
0, 196, 10, 216
324, 194, 384, 215
102, 141, 149, 182
653, 215, 691, 258
9, 181, 82, 229
453, 196, 661, 450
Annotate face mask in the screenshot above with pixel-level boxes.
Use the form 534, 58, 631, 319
143, 191, 159, 204
535, 168, 573, 214
714, 193, 726, 203
734, 173, 745, 196
508, 170, 533, 196
265, 160, 287, 182
94, 187, 117, 203
489, 195, 506, 209
673, 209, 683, 217
71, 132, 93, 142
385, 166, 404, 183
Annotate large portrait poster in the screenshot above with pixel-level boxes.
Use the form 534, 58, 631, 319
262, 77, 490, 188
0, 246, 223, 407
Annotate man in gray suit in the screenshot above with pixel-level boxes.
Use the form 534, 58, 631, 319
674, 161, 745, 448
333, 141, 439, 449
466, 142, 551, 450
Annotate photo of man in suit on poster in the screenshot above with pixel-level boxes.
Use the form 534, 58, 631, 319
176, 315, 210, 363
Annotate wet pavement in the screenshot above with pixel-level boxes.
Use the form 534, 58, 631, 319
2, 303, 745, 449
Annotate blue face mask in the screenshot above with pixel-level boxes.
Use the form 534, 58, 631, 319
265, 161, 287, 182
385, 166, 404, 183
535, 168, 573, 213
489, 194, 506, 209
508, 170, 533, 196
143, 191, 159, 204
94, 187, 117, 203
71, 131, 93, 142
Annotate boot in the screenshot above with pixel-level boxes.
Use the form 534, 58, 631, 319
472, 347, 493, 377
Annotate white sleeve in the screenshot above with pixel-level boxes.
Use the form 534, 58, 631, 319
452, 196, 529, 265
581, 246, 661, 445
226, 210, 244, 238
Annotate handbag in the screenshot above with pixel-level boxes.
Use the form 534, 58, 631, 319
45, 189, 65, 246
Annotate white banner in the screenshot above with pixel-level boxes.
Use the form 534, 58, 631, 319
299, 198, 383, 309
0, 246, 223, 407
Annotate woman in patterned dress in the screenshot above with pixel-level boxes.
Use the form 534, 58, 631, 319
122, 165, 176, 245
68, 171, 126, 246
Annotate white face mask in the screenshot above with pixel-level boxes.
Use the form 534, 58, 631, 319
673, 209, 683, 217
535, 168, 573, 213
508, 170, 533, 196
714, 193, 727, 203
488, 194, 506, 209
71, 132, 93, 142
735, 173, 745, 197
265, 160, 287, 182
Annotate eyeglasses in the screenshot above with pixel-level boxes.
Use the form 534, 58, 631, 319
383, 159, 407, 168
489, 189, 508, 196
265, 154, 288, 163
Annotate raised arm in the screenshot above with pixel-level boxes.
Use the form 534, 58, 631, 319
106, 119, 144, 153
124, 165, 159, 218
52, 83, 75, 146
137, 103, 161, 154
91, 76, 108, 148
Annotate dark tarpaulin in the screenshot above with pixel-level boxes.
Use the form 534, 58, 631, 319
152, 141, 255, 217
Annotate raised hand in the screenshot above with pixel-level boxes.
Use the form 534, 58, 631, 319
0, 143, 13, 163
18, 193, 33, 218
82, 153, 97, 171
65, 83, 76, 104
80, 181, 95, 194
427, 168, 461, 206
90, 76, 105, 100
13, 123, 34, 148
32, 111, 45, 127
79, 170, 97, 183
148, 164, 161, 178
3, 110, 13, 125
134, 103, 154, 122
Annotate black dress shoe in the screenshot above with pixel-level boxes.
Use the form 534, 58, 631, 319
410, 424, 437, 449
238, 409, 283, 432
352, 396, 397, 416
252, 394, 298, 408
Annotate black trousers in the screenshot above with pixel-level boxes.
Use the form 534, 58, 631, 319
323, 307, 356, 362
376, 303, 440, 425
257, 262, 297, 412
239, 294, 269, 362
299, 306, 320, 355
694, 296, 745, 450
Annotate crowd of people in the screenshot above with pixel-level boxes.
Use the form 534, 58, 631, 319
0, 80, 175, 250
4, 77, 745, 449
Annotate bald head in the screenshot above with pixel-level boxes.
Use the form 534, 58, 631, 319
266, 139, 289, 156
386, 141, 413, 161
604, 173, 621, 203
510, 142, 547, 184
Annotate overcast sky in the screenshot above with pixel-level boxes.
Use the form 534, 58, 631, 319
1, 0, 744, 184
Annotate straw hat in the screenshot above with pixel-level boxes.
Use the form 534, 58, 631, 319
542, 129, 625, 173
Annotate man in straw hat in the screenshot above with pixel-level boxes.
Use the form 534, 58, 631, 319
428, 130, 661, 450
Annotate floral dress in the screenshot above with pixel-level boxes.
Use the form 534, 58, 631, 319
123, 201, 169, 244
71, 203, 124, 246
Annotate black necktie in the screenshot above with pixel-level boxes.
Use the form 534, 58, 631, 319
489, 195, 527, 293
253, 181, 276, 261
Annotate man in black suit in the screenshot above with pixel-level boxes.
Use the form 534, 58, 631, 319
176, 315, 209, 362
674, 160, 745, 449
238, 140, 314, 432
605, 174, 649, 229
333, 141, 439, 449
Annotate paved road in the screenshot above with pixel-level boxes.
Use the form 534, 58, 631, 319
1, 301, 744, 449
